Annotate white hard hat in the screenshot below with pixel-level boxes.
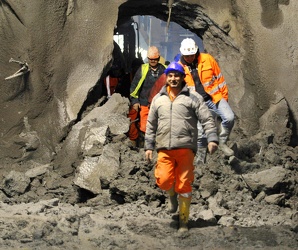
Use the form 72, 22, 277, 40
180, 38, 198, 55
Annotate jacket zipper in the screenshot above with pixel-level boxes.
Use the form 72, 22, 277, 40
169, 100, 173, 148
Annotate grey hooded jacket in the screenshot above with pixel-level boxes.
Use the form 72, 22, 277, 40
144, 84, 218, 152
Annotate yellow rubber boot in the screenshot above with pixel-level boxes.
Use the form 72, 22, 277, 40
178, 196, 191, 232
167, 186, 178, 213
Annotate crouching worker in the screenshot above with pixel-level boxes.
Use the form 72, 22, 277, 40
144, 62, 218, 232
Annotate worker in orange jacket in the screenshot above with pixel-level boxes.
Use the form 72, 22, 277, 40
179, 38, 235, 163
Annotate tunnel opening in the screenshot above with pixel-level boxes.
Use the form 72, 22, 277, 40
75, 0, 219, 123
76, 14, 204, 122
113, 15, 204, 69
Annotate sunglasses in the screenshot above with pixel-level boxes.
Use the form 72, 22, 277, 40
147, 57, 160, 61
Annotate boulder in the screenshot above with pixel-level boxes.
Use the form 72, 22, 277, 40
242, 166, 289, 194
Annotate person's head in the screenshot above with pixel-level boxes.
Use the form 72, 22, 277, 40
180, 38, 198, 64
164, 62, 185, 89
147, 46, 160, 68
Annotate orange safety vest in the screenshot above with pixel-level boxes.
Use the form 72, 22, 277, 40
180, 53, 228, 103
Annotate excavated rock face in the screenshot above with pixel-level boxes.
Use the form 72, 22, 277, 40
0, 2, 297, 168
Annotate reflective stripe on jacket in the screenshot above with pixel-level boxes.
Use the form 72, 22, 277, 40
180, 53, 228, 103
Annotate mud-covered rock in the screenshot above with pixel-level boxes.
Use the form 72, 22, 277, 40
259, 91, 292, 146
1, 171, 31, 197
242, 166, 290, 195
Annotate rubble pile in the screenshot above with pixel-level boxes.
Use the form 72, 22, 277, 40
0, 94, 297, 249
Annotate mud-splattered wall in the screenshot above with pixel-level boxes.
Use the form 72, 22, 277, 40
0, 0, 297, 164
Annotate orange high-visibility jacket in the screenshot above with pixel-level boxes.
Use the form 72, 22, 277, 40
180, 53, 228, 103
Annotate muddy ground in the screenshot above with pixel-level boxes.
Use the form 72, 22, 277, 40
0, 107, 297, 249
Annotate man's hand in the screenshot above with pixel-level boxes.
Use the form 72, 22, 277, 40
145, 150, 153, 163
132, 103, 140, 111
207, 142, 218, 155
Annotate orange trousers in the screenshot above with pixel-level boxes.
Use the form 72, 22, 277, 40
128, 105, 149, 140
155, 149, 195, 195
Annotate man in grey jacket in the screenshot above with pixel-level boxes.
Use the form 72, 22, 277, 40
144, 62, 218, 232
